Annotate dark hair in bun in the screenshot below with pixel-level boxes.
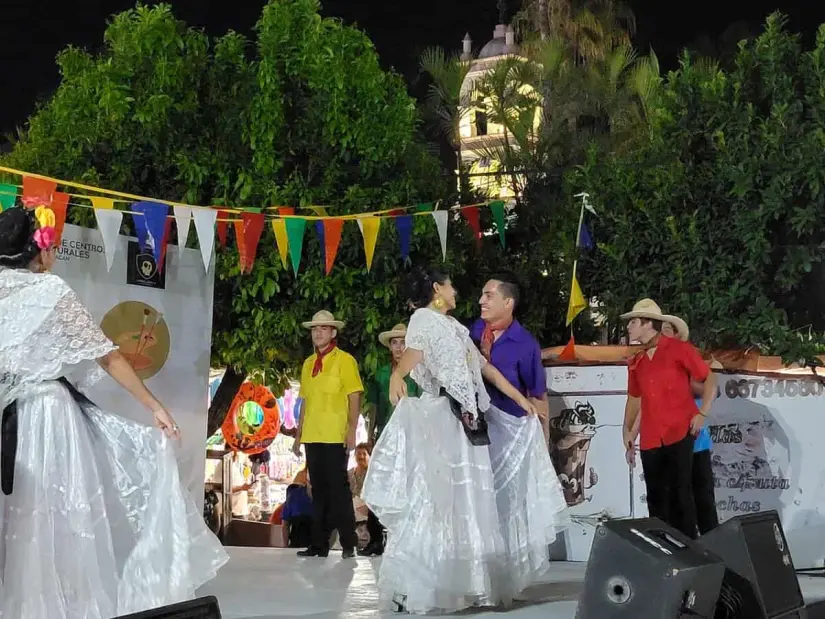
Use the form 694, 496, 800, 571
0, 208, 39, 268
405, 265, 450, 310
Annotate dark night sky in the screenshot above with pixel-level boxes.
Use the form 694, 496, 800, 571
1, 0, 822, 137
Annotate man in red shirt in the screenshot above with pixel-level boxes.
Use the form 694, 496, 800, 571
621, 299, 716, 538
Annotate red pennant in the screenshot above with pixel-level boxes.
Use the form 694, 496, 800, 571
322, 219, 344, 275
243, 211, 266, 273
559, 336, 577, 361
21, 176, 56, 209
461, 206, 482, 248
216, 209, 229, 247
234, 212, 266, 273
157, 218, 174, 273
51, 192, 69, 245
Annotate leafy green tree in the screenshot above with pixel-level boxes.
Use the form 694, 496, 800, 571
574, 14, 825, 362
4, 1, 458, 435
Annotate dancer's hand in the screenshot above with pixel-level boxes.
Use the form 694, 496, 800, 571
519, 396, 538, 416
346, 428, 357, 451
153, 408, 181, 440
625, 443, 636, 467
291, 438, 302, 457
690, 413, 706, 436
389, 372, 407, 406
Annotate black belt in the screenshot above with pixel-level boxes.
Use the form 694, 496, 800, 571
1, 378, 95, 495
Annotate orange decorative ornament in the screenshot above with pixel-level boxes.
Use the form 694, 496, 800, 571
221, 382, 281, 455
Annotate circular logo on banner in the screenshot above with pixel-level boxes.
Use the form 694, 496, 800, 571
222, 382, 281, 455
100, 301, 171, 380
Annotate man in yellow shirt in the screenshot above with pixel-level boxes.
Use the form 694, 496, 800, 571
292, 310, 364, 559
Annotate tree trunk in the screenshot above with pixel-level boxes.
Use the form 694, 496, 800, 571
538, 0, 549, 39
206, 366, 246, 438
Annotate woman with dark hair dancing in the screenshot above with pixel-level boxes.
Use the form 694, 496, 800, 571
362, 266, 540, 614
0, 207, 227, 618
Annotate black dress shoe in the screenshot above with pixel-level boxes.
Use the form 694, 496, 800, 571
297, 546, 329, 558
341, 547, 356, 559
357, 543, 384, 557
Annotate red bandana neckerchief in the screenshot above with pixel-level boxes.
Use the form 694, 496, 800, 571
312, 341, 337, 377
480, 318, 513, 361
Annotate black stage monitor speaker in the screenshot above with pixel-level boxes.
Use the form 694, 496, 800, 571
575, 517, 725, 619
114, 596, 221, 619
806, 599, 825, 618
696, 510, 804, 619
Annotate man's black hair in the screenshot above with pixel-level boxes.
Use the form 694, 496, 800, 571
489, 271, 521, 310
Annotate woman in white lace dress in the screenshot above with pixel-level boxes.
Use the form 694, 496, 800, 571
0, 207, 228, 618
362, 266, 540, 614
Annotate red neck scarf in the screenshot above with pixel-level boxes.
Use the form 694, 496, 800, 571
480, 318, 513, 361
312, 341, 337, 377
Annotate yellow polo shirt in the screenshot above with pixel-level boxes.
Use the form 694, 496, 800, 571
299, 347, 364, 444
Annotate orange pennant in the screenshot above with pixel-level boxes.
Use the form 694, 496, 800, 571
559, 336, 577, 361
51, 192, 69, 245
22, 176, 56, 209
322, 219, 344, 275
234, 212, 266, 273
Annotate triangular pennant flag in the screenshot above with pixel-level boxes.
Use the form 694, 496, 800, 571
359, 216, 381, 271
51, 192, 69, 245
322, 219, 344, 275
90, 196, 114, 210
173, 206, 192, 255
559, 335, 577, 361
578, 221, 594, 250
216, 209, 229, 247
21, 176, 56, 209
272, 207, 293, 269
0, 183, 17, 211
157, 218, 174, 273
315, 220, 326, 267
94, 208, 123, 271
431, 211, 448, 261
235, 211, 266, 273
285, 217, 307, 274
488, 201, 506, 248
566, 273, 588, 326
461, 206, 482, 248
310, 206, 329, 217
192, 208, 217, 271
415, 203, 433, 213
133, 201, 169, 263
394, 215, 413, 261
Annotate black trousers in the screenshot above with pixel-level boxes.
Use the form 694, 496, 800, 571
366, 508, 385, 548
640, 433, 698, 539
692, 449, 719, 535
304, 443, 357, 551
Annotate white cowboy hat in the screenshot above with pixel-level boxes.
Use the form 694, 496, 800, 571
378, 323, 408, 348
302, 310, 345, 330
620, 298, 690, 341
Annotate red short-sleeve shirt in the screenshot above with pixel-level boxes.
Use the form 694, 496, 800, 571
628, 335, 709, 450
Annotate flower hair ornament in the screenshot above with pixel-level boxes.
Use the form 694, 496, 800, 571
33, 206, 56, 250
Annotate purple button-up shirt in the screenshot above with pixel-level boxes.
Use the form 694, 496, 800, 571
470, 319, 547, 417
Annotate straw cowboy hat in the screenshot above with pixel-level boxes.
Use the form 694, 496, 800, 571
378, 323, 408, 348
301, 310, 345, 330
620, 298, 690, 341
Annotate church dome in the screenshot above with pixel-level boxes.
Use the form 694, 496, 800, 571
477, 24, 517, 59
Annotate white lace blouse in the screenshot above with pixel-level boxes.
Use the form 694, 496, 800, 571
405, 308, 490, 414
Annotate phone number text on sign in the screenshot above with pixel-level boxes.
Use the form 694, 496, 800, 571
724, 378, 824, 399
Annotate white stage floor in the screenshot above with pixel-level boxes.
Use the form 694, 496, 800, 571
198, 547, 825, 618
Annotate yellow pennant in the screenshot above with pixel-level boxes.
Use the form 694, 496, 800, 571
271, 219, 289, 269
90, 196, 115, 210
566, 273, 588, 326
360, 216, 381, 271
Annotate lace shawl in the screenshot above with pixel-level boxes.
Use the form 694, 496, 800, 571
0, 268, 116, 411
406, 308, 491, 414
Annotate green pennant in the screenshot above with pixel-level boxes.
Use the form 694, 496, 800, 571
0, 184, 17, 211
489, 201, 506, 248
285, 217, 306, 274
415, 203, 434, 213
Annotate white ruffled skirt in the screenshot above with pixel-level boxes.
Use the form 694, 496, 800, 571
486, 405, 570, 599
0, 380, 228, 618
363, 394, 508, 614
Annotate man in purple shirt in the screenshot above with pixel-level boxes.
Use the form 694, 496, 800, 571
470, 273, 569, 594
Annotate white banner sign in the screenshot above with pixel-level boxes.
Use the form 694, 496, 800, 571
547, 365, 825, 569
51, 224, 215, 508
